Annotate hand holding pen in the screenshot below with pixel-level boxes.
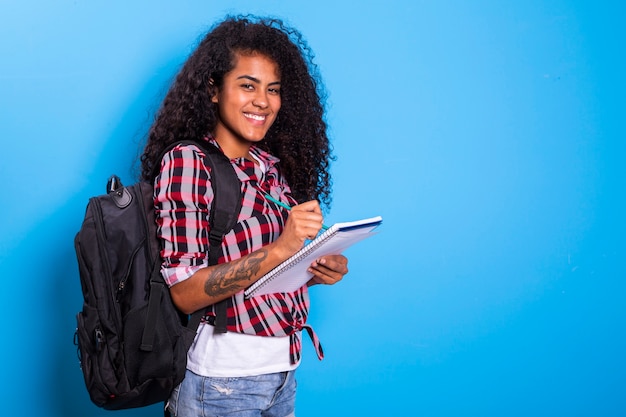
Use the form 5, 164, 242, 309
264, 193, 325, 252
264, 193, 347, 286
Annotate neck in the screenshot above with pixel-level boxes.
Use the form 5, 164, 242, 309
213, 136, 252, 160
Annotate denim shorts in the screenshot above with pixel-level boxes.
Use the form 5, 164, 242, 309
167, 369, 297, 417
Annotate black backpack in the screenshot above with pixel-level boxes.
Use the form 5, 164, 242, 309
73, 140, 241, 410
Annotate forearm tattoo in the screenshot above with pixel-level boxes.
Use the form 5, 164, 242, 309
204, 249, 268, 297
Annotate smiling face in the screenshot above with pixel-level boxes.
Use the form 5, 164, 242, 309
211, 52, 281, 158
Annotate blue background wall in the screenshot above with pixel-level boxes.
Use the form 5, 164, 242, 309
1, 1, 624, 416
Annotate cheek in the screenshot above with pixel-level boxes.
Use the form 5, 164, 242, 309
217, 93, 242, 117
273, 97, 282, 113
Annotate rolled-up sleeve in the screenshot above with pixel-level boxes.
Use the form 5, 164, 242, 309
154, 145, 214, 287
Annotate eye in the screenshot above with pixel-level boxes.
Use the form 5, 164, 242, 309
268, 87, 281, 95
241, 83, 254, 90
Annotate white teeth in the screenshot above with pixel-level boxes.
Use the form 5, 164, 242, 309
245, 113, 265, 121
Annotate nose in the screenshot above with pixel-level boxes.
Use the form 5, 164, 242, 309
252, 91, 268, 108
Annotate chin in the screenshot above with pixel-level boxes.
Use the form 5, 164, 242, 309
245, 134, 268, 143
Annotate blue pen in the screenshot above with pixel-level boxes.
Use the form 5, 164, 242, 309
264, 193, 329, 231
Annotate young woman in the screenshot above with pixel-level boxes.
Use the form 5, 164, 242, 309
140, 15, 348, 417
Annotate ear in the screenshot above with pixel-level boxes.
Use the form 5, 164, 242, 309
209, 78, 218, 103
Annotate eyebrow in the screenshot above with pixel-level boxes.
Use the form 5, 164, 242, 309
236, 75, 281, 86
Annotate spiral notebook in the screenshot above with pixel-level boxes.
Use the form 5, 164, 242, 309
244, 215, 383, 298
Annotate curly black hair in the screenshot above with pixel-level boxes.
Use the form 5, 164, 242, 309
140, 15, 333, 208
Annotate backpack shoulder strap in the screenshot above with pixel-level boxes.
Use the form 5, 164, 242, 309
198, 143, 243, 262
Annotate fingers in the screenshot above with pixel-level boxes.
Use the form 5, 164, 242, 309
291, 199, 322, 214
273, 200, 324, 256
287, 200, 324, 240
308, 255, 349, 285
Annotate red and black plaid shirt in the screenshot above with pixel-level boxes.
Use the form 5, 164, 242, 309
155, 138, 322, 364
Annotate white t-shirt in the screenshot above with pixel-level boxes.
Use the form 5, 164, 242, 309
186, 322, 300, 377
